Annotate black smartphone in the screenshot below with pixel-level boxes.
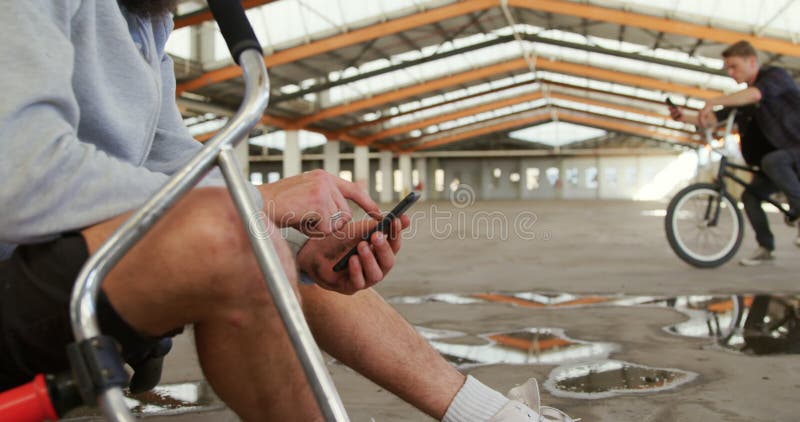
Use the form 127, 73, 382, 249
332, 192, 420, 272
665, 97, 676, 108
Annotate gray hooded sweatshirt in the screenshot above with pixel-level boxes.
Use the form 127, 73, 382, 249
0, 1, 305, 260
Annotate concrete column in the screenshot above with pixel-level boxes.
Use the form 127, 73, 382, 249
323, 140, 340, 176
191, 22, 217, 64
595, 156, 602, 200
429, 157, 440, 200
235, 136, 249, 177
379, 151, 394, 204
399, 154, 412, 197
354, 145, 370, 193
283, 130, 301, 178
415, 157, 428, 200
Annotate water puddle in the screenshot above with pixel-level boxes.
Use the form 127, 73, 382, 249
394, 292, 800, 355
421, 327, 618, 367
390, 292, 627, 308
544, 360, 697, 399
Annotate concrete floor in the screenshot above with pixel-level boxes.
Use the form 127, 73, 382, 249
65, 199, 800, 421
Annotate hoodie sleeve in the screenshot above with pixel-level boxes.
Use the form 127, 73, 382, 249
0, 2, 170, 243
145, 13, 264, 202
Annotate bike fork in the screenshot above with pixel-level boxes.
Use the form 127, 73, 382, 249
703, 183, 726, 227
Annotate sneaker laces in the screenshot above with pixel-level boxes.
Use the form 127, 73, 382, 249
508, 379, 580, 422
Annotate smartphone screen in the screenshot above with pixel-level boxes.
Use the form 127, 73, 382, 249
332, 192, 420, 272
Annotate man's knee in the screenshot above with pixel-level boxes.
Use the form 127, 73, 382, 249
170, 188, 250, 268
761, 150, 790, 174
163, 188, 298, 306
741, 189, 760, 210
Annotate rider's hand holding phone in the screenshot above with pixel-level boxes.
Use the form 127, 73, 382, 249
332, 192, 420, 272
666, 97, 683, 121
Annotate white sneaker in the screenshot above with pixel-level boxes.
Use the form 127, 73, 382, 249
491, 379, 579, 422
739, 246, 775, 266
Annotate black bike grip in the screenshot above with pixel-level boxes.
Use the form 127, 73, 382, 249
206, 0, 263, 64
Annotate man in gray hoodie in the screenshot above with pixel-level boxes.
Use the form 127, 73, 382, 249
0, 1, 574, 421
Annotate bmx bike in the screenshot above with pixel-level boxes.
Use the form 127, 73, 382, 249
665, 112, 795, 268
710, 294, 800, 355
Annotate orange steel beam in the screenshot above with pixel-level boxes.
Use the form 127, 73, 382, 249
395, 98, 695, 151
191, 61, 708, 142
176, 0, 796, 94
537, 60, 719, 100
336, 79, 539, 135
364, 90, 671, 145
487, 334, 573, 352
549, 92, 667, 120
341, 77, 695, 139
544, 80, 701, 110
257, 114, 361, 143
560, 111, 696, 144
548, 93, 698, 136
508, 0, 800, 58
173, 1, 277, 29
298, 57, 719, 129
362, 91, 545, 145
471, 293, 546, 307
707, 296, 754, 313
406, 108, 695, 151
473, 293, 613, 308
261, 114, 294, 129
406, 111, 551, 152
176, 0, 499, 94
550, 296, 614, 307
195, 113, 358, 143
295, 58, 530, 127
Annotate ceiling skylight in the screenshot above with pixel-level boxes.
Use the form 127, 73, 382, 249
249, 129, 327, 151
510, 121, 607, 147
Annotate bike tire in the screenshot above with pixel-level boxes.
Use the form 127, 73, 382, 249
665, 183, 744, 268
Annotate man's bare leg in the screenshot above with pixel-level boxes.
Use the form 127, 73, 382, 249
81, 188, 322, 422
299, 284, 465, 419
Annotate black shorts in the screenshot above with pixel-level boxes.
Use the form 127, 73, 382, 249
0, 233, 177, 391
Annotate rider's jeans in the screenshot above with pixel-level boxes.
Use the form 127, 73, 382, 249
761, 147, 800, 216
742, 172, 778, 250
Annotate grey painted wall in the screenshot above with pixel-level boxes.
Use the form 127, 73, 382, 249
250, 152, 697, 203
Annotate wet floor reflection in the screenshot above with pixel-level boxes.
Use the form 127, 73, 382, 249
124, 381, 222, 416
544, 360, 697, 399
390, 292, 628, 308
419, 327, 617, 367
394, 292, 800, 355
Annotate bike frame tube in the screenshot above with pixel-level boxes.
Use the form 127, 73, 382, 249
709, 134, 792, 218
69, 49, 348, 421
721, 166, 792, 216
703, 156, 728, 227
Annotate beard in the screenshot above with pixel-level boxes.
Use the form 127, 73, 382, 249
118, 0, 179, 16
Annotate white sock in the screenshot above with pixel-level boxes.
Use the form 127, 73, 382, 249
442, 375, 510, 422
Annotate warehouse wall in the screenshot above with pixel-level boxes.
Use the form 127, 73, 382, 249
249, 151, 698, 203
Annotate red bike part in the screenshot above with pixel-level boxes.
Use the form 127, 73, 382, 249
0, 374, 59, 422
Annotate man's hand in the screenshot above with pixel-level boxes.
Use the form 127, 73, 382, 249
295, 215, 411, 295
258, 169, 380, 236
698, 102, 717, 128
668, 104, 684, 122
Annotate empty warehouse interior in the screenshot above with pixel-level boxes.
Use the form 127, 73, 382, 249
2, 1, 799, 421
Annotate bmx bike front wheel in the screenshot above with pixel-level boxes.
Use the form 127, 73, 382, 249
665, 183, 744, 268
